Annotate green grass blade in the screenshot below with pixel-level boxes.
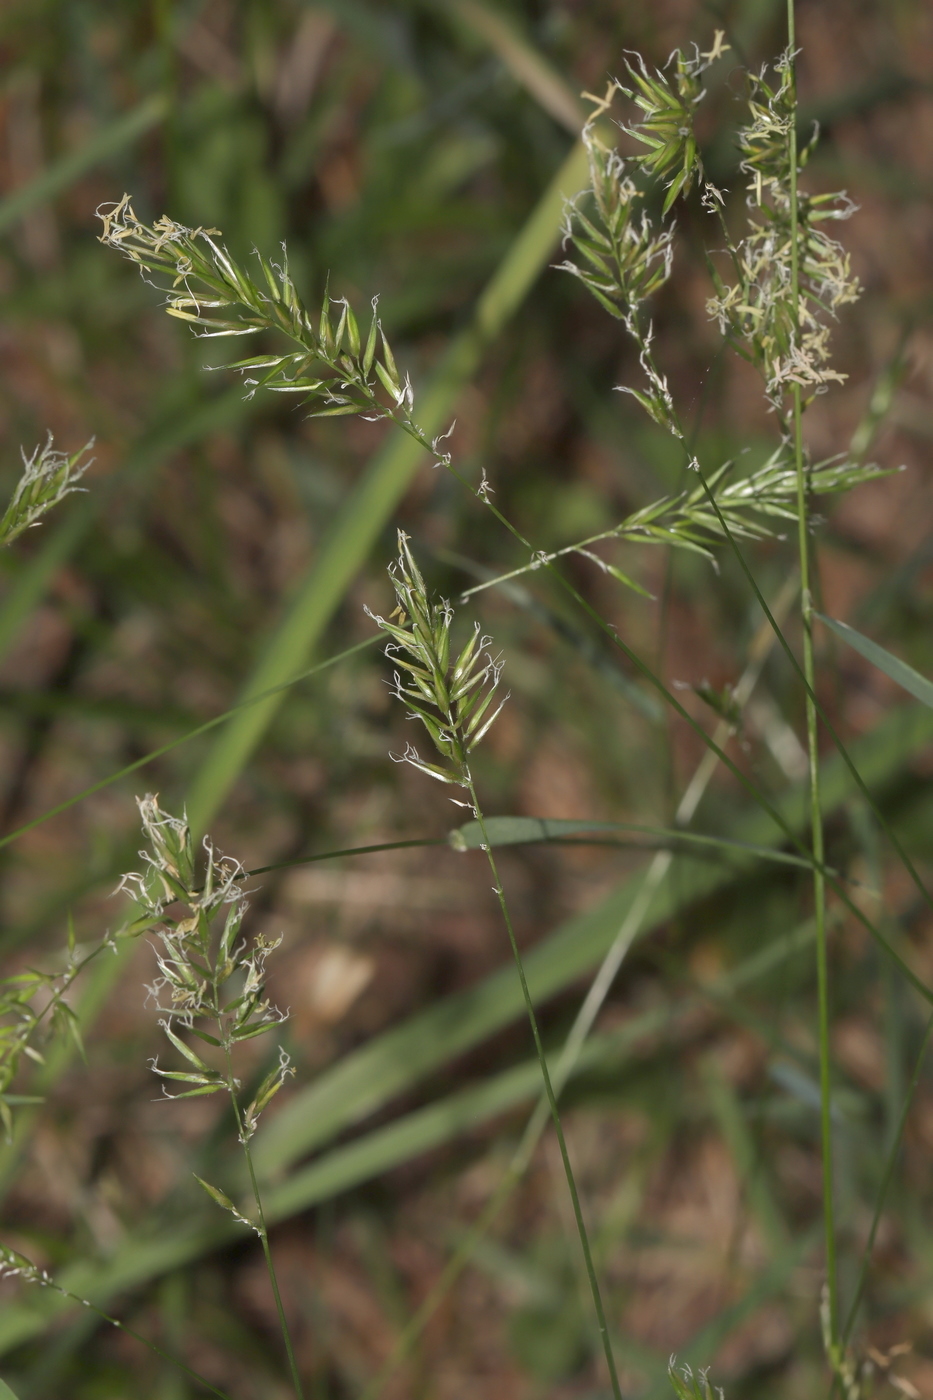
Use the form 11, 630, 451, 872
817, 612, 933, 710
449, 814, 824, 873
261, 1024, 645, 1224
0, 1380, 19, 1399
0, 505, 90, 664
184, 136, 592, 837
0, 94, 167, 235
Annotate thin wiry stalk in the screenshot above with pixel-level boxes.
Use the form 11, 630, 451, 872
466, 777, 623, 1400
369, 538, 623, 1399
841, 1011, 933, 1350
0, 1246, 235, 1399
360, 579, 798, 1400
786, 0, 838, 1357
225, 1052, 305, 1400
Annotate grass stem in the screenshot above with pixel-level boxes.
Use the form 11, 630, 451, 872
841, 1011, 933, 1347
786, 0, 838, 1357
465, 774, 623, 1400
226, 1058, 305, 1400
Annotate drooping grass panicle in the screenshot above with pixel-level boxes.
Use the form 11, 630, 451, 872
365, 531, 507, 788
97, 193, 415, 427
554, 31, 877, 614
122, 796, 304, 1394
0, 433, 93, 548
121, 795, 291, 1137
558, 30, 730, 335
556, 104, 675, 326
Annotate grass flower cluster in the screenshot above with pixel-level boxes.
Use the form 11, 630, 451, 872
365, 531, 507, 787
0, 3, 928, 1398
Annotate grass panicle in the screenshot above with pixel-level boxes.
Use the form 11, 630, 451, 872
0, 7, 922, 1398
121, 796, 303, 1397
365, 530, 507, 787
0, 435, 93, 549
97, 194, 412, 428
616, 31, 729, 210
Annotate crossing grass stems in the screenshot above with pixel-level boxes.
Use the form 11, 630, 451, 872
0, 4, 926, 1397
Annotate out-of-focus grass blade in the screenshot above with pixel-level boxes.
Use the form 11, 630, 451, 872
0, 904, 825, 1357
0, 706, 926, 1351
0, 639, 376, 852
0, 916, 154, 1199
0, 919, 812, 1358
670, 1233, 817, 1395
0, 94, 167, 235
703, 1060, 787, 1252
260, 1020, 652, 1222
442, 0, 584, 134
0, 1378, 19, 1399
184, 136, 592, 837
2, 703, 927, 1225
0, 387, 247, 667
251, 700, 933, 1179
0, 1020, 654, 1355
817, 612, 933, 710
6, 679, 882, 1212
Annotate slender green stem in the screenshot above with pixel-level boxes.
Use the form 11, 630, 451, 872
444, 454, 932, 1005
245, 837, 444, 877
464, 771, 623, 1400
225, 1053, 305, 1400
786, 0, 838, 1356
360, 595, 796, 1400
0, 1249, 234, 1399
841, 1011, 933, 1347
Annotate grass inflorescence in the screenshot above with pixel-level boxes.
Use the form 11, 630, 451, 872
0, 3, 930, 1398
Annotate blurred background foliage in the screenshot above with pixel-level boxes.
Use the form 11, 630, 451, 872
1, 0, 933, 1396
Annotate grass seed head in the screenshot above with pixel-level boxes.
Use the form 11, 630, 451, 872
367, 531, 507, 787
